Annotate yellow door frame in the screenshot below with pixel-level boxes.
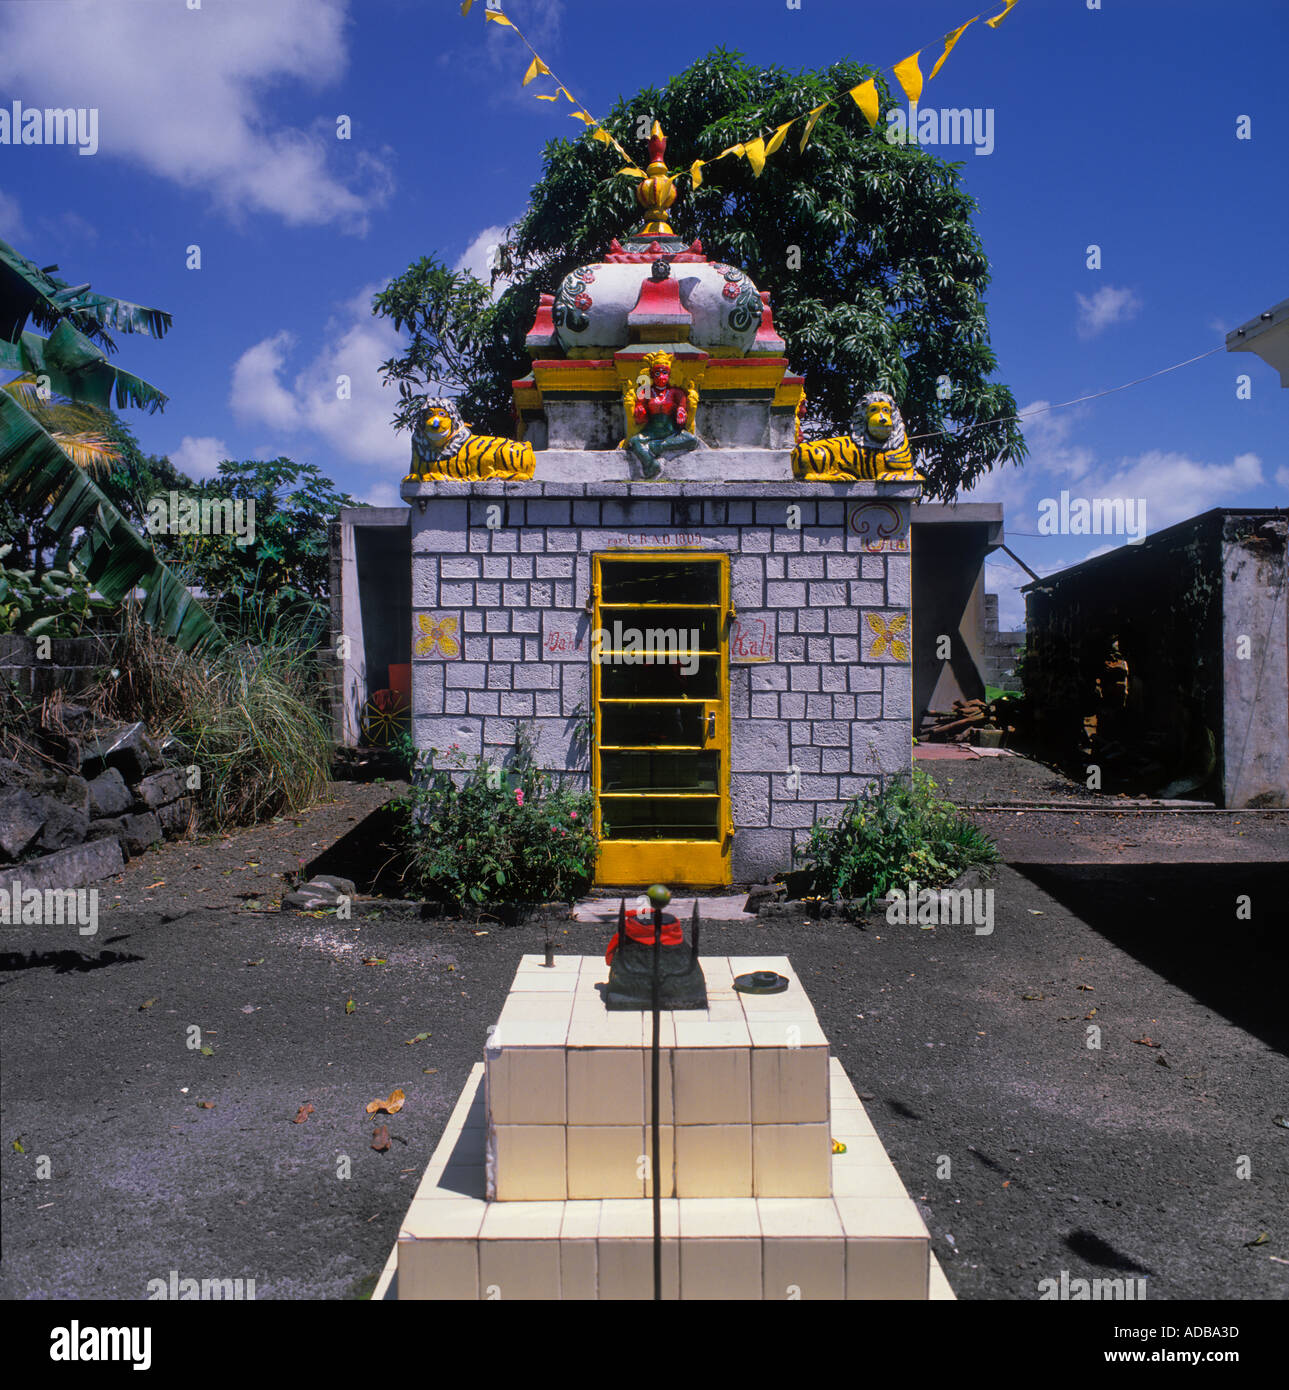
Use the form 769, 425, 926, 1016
591, 551, 732, 887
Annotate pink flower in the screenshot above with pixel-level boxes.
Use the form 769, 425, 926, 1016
515, 789, 524, 807
570, 811, 578, 821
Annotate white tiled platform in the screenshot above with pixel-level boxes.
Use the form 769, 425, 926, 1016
385, 1054, 952, 1299
487, 955, 830, 1199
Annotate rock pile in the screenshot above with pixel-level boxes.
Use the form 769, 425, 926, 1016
0, 714, 196, 890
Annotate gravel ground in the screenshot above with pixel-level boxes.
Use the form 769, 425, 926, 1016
918, 747, 1100, 806
2, 777, 1286, 1302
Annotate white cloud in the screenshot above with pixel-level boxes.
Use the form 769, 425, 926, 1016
229, 283, 408, 470
0, 0, 392, 231
359, 482, 401, 508
169, 435, 229, 480
982, 559, 1032, 630
965, 398, 1266, 627
1096, 449, 1263, 533
0, 190, 26, 243
476, 0, 563, 79
455, 223, 516, 298
1075, 285, 1142, 339
1276, 464, 1289, 491
231, 333, 302, 432
958, 399, 1094, 513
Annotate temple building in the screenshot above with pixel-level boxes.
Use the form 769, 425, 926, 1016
353, 126, 924, 886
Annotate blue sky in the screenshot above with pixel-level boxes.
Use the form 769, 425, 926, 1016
1, 0, 1285, 625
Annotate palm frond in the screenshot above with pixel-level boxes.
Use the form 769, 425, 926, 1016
0, 324, 168, 414
47, 430, 118, 475
0, 236, 172, 347
0, 389, 224, 656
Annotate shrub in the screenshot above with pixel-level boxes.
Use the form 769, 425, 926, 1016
394, 728, 595, 908
795, 765, 998, 905
0, 547, 116, 638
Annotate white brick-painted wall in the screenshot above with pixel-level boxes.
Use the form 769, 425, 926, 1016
404, 479, 917, 881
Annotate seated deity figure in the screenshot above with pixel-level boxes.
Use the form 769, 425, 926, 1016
623, 350, 700, 479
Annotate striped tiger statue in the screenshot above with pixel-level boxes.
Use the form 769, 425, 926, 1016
406, 398, 535, 482
791, 391, 922, 482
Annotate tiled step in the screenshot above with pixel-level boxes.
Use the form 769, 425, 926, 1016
486, 954, 832, 1200
390, 1055, 942, 1299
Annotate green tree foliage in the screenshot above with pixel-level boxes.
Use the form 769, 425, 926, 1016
0, 236, 223, 653
148, 456, 359, 644
374, 48, 1026, 500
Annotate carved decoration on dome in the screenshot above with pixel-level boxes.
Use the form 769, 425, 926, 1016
553, 266, 596, 335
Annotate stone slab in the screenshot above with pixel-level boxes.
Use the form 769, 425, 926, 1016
13, 836, 125, 891
573, 895, 756, 923
402, 477, 921, 502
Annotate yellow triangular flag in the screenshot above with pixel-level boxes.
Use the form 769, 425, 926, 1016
893, 52, 923, 105
617, 166, 646, 177
460, 0, 474, 14
986, 0, 1020, 28
765, 121, 794, 156
690, 160, 705, 189
848, 81, 880, 130
570, 110, 597, 126
523, 56, 551, 86
591, 127, 612, 144
535, 93, 557, 100
484, 9, 513, 26
928, 17, 978, 81
799, 101, 830, 152
744, 136, 767, 176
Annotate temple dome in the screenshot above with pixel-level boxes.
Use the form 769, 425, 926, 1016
552, 254, 766, 357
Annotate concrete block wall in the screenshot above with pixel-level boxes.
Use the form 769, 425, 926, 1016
406, 480, 917, 882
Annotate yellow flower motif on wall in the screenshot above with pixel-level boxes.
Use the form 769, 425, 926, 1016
414, 613, 460, 659
865, 612, 909, 661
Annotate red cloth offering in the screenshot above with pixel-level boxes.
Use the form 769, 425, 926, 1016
605, 911, 681, 965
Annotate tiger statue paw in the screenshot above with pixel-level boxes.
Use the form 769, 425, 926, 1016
407, 398, 535, 482
791, 390, 921, 482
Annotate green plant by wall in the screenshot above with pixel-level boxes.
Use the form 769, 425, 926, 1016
0, 545, 116, 637
395, 728, 596, 908
795, 765, 998, 905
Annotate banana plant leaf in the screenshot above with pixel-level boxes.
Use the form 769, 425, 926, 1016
0, 323, 168, 413
0, 390, 224, 655
0, 235, 172, 347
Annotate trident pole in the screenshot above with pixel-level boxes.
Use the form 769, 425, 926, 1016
646, 883, 669, 1301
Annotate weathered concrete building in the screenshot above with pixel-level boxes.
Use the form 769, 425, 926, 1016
1022, 509, 1287, 807
908, 501, 1015, 726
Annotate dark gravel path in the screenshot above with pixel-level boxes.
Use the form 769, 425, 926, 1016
2, 782, 1286, 1301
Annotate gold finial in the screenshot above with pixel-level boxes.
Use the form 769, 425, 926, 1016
636, 120, 677, 236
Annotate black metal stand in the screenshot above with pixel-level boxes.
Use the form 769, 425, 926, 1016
651, 895, 662, 1301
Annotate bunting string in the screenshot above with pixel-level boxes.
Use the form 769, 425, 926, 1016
460, 0, 635, 168
462, 0, 1023, 186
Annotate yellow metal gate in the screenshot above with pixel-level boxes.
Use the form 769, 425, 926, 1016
591, 552, 731, 886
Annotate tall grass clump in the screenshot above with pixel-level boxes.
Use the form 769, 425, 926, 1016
795, 765, 999, 905
90, 606, 332, 829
